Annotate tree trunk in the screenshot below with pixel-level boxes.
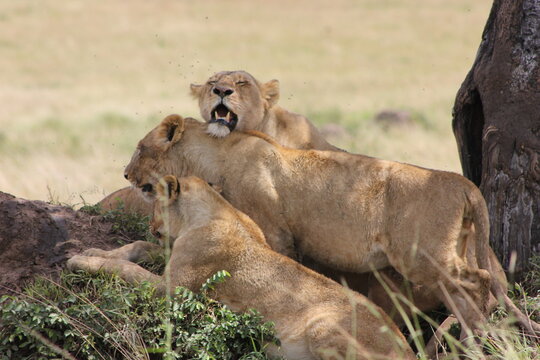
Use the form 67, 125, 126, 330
453, 0, 540, 275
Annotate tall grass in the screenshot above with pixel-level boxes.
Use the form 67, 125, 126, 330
2, 266, 538, 359
1, 201, 539, 359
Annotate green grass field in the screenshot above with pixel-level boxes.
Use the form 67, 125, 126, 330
0, 0, 491, 204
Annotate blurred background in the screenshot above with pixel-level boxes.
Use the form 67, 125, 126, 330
0, 0, 491, 205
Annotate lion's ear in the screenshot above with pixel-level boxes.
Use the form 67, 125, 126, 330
159, 114, 185, 147
157, 175, 180, 204
261, 79, 280, 108
190, 83, 203, 98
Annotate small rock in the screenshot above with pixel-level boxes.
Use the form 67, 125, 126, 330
320, 123, 349, 139
374, 110, 414, 129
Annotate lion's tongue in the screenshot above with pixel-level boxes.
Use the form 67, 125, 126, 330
216, 107, 228, 118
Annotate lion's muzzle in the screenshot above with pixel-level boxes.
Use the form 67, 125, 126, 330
210, 103, 238, 132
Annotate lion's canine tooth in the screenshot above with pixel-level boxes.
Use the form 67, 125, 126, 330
226, 112, 230, 122
214, 111, 218, 119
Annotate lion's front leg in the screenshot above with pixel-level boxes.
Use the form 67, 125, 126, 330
67, 255, 163, 289
83, 240, 163, 263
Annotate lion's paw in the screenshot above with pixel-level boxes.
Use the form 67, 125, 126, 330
66, 255, 86, 271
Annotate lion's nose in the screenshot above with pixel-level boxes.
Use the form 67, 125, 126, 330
213, 86, 234, 98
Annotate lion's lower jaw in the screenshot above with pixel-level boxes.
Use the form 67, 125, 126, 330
206, 122, 231, 138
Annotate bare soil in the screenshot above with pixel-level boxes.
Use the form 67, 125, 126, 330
0, 191, 129, 295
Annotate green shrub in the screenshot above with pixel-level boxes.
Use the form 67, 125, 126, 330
0, 271, 279, 360
79, 203, 155, 244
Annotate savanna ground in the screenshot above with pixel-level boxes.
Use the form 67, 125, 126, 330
1, 0, 539, 359
1, 0, 491, 204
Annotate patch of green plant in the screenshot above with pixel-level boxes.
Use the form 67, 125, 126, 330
0, 271, 279, 360
79, 202, 103, 216
80, 202, 155, 244
521, 254, 540, 296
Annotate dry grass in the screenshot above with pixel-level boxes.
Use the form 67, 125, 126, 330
0, 0, 492, 203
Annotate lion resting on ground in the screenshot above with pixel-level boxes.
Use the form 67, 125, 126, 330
99, 70, 335, 213
122, 114, 539, 338
69, 176, 415, 360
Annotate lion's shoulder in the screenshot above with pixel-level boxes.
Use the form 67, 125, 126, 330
269, 106, 338, 151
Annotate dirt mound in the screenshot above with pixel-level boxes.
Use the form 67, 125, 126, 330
0, 192, 133, 295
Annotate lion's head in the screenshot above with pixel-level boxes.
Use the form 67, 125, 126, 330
124, 114, 188, 201
150, 174, 225, 246
124, 114, 277, 205
190, 70, 279, 137
124, 114, 226, 202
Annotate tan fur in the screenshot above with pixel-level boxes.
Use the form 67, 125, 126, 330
191, 70, 338, 151
122, 114, 536, 336
94, 71, 335, 218
97, 187, 153, 216
68, 176, 415, 360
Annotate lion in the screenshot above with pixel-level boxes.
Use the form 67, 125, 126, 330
97, 70, 336, 215
122, 114, 539, 339
190, 70, 338, 151
68, 175, 416, 360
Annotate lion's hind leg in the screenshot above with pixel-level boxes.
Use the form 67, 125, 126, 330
388, 245, 491, 344
67, 255, 163, 290
305, 309, 415, 360
306, 317, 354, 360
438, 264, 491, 339
419, 253, 491, 339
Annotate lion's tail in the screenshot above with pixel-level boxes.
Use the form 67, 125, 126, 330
468, 189, 540, 335
468, 190, 490, 273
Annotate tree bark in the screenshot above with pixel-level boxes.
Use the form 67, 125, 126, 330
453, 0, 540, 275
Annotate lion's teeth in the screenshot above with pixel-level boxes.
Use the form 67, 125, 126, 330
214, 111, 218, 119
226, 112, 230, 122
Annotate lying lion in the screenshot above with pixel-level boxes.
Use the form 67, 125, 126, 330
69, 175, 416, 360
122, 114, 539, 338
98, 70, 336, 215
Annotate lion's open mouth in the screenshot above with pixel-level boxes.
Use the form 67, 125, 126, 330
210, 104, 238, 132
